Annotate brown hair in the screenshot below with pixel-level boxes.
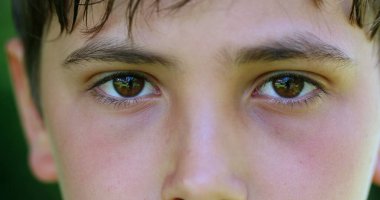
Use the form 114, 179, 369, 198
11, 0, 380, 107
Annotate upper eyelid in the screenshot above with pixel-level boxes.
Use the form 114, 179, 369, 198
87, 71, 151, 91
256, 71, 326, 91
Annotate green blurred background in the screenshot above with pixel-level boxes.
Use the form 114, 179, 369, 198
0, 0, 62, 199
1, 0, 380, 199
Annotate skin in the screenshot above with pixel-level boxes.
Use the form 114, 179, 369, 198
6, 0, 380, 199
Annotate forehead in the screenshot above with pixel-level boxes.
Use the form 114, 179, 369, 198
46, 0, 364, 66
68, 0, 353, 35
107, 0, 353, 49
76, 0, 353, 39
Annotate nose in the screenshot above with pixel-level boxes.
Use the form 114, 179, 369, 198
161, 99, 248, 200
162, 161, 247, 200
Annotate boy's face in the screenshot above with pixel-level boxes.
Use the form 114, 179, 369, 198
8, 0, 380, 199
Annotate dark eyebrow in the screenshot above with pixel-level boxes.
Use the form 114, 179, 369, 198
65, 33, 353, 69
63, 39, 175, 67
236, 33, 353, 65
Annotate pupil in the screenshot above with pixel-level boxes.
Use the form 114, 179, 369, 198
272, 76, 304, 98
112, 75, 145, 97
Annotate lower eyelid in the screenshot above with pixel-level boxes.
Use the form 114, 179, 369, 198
89, 89, 152, 108
257, 88, 325, 107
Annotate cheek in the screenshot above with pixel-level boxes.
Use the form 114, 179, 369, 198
43, 98, 173, 199
248, 78, 380, 198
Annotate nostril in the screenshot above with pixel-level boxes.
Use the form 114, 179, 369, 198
173, 198, 184, 200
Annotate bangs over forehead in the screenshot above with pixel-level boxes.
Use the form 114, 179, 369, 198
47, 0, 380, 38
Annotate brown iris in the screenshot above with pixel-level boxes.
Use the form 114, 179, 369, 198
112, 75, 145, 97
272, 76, 304, 98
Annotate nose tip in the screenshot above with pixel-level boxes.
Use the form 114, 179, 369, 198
162, 168, 248, 200
161, 145, 248, 200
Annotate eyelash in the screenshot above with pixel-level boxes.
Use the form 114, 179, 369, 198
88, 71, 160, 109
90, 91, 148, 108
253, 72, 328, 107
88, 71, 327, 110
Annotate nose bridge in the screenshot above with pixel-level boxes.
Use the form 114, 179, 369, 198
162, 81, 247, 200
178, 79, 235, 172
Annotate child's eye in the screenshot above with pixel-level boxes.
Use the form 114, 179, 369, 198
99, 74, 156, 98
259, 75, 316, 98
89, 72, 160, 108
253, 72, 326, 106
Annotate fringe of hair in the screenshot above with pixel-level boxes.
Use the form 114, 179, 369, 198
49, 0, 380, 39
